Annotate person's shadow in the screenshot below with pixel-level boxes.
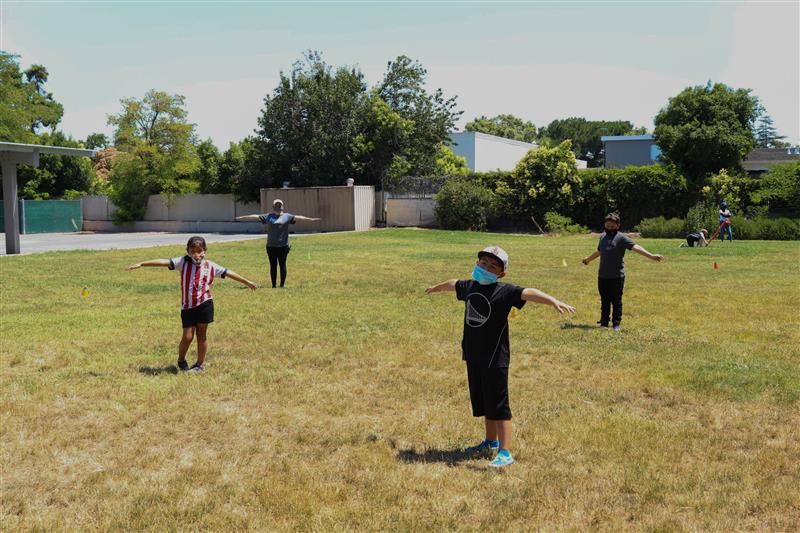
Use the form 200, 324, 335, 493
396, 447, 472, 466
138, 365, 178, 375
560, 323, 597, 330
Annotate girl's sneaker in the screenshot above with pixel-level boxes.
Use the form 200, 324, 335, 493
464, 439, 500, 457
488, 450, 514, 468
177, 359, 189, 372
187, 363, 205, 373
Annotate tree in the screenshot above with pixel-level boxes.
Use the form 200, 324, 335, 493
465, 114, 537, 143
539, 118, 639, 167
491, 140, 580, 222
84, 133, 109, 149
218, 140, 248, 195
434, 144, 468, 176
192, 139, 223, 193
378, 55, 461, 176
754, 109, 788, 148
16, 131, 96, 199
654, 82, 759, 184
106, 90, 199, 220
0, 52, 63, 142
752, 161, 800, 213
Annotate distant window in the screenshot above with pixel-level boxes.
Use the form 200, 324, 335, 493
650, 144, 662, 162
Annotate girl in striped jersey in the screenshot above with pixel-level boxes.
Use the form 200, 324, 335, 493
128, 236, 257, 372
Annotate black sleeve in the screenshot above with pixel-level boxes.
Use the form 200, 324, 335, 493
455, 280, 471, 301
507, 284, 526, 309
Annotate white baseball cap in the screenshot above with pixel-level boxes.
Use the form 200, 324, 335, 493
273, 198, 283, 206
478, 245, 509, 271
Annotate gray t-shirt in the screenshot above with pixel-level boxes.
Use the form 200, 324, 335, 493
597, 231, 635, 279
259, 212, 296, 247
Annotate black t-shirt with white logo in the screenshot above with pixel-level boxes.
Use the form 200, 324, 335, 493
455, 280, 526, 368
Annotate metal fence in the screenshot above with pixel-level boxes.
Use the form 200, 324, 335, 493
0, 200, 82, 234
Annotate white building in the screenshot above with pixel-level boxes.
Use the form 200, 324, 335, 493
449, 131, 587, 171
448, 131, 537, 172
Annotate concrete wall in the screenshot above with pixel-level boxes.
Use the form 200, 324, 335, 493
260, 186, 375, 232
81, 194, 262, 233
386, 198, 435, 227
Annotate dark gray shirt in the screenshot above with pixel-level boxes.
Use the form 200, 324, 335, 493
259, 212, 296, 247
597, 231, 635, 279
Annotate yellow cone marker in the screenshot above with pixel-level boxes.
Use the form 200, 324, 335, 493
81, 287, 89, 297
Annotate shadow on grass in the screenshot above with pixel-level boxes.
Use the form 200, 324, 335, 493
396, 447, 473, 466
138, 365, 178, 375
560, 323, 598, 330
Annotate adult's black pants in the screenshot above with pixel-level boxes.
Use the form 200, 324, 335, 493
267, 245, 290, 287
598, 277, 625, 327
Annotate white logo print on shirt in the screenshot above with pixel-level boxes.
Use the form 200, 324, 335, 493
465, 292, 492, 327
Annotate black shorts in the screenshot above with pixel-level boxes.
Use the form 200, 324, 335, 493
181, 300, 214, 328
466, 364, 511, 420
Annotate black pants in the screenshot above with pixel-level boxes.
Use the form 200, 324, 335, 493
266, 246, 289, 287
598, 277, 625, 327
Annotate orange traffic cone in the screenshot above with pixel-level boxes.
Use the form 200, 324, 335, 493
713, 261, 719, 269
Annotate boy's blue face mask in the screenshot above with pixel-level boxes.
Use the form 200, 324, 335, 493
472, 264, 499, 285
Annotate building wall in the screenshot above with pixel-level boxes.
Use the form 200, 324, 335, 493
449, 131, 536, 172
604, 138, 659, 168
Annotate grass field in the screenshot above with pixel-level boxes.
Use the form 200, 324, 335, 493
1, 228, 799, 531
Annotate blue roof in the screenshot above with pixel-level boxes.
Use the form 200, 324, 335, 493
600, 134, 654, 142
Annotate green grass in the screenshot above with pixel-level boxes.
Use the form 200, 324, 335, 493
1, 229, 799, 531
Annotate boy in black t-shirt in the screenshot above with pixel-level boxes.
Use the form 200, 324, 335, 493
426, 246, 576, 468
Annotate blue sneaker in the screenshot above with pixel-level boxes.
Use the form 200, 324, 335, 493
489, 450, 515, 468
464, 439, 500, 457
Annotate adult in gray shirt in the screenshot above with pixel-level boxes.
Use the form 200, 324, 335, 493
236, 199, 320, 288
582, 213, 663, 330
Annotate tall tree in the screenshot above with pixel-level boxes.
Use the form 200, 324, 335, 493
106, 90, 199, 220
84, 133, 109, 149
539, 118, 639, 167
754, 109, 788, 148
0, 52, 63, 142
16, 131, 96, 199
465, 114, 537, 143
654, 82, 759, 183
239, 52, 414, 200
378, 55, 461, 176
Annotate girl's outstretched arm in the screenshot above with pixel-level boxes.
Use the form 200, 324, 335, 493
225, 270, 258, 290
127, 260, 170, 270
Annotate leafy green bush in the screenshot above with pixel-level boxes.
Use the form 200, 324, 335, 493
434, 179, 494, 231
574, 165, 690, 229
637, 217, 686, 238
728, 216, 800, 240
544, 211, 588, 234
686, 203, 718, 236
752, 161, 800, 214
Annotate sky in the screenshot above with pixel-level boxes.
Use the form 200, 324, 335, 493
2, 1, 798, 148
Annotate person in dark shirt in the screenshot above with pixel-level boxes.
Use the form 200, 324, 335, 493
679, 228, 709, 248
426, 245, 576, 468
718, 200, 734, 242
582, 213, 663, 331
236, 199, 320, 288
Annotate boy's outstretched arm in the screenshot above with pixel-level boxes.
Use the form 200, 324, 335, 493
293, 215, 321, 221
224, 270, 258, 290
582, 251, 601, 265
127, 259, 170, 270
522, 288, 576, 315
632, 244, 664, 262
425, 279, 458, 294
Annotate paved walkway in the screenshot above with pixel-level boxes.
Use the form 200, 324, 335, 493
0, 232, 267, 256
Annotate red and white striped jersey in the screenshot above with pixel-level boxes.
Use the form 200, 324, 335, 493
169, 256, 228, 309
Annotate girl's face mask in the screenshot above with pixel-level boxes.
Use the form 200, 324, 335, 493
472, 264, 499, 285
